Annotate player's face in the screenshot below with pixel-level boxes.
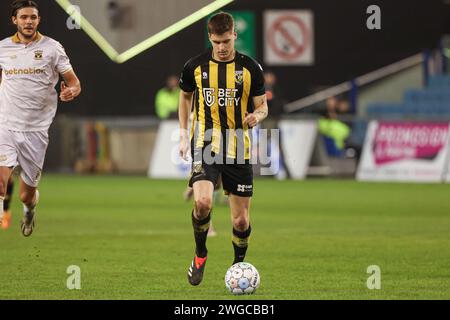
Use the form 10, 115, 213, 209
12, 7, 41, 40
209, 31, 237, 62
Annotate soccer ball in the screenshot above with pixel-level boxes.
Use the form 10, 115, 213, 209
225, 262, 260, 295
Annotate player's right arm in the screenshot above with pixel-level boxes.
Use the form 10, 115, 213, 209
179, 90, 194, 160
178, 60, 196, 160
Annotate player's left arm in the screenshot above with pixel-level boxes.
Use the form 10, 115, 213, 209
244, 94, 269, 128
60, 69, 81, 102
243, 59, 268, 128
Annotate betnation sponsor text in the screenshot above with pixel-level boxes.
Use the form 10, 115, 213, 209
3, 68, 45, 76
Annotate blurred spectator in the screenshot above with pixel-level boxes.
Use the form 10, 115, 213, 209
318, 95, 351, 156
264, 71, 286, 119
155, 75, 180, 120
107, 1, 122, 29
325, 96, 350, 121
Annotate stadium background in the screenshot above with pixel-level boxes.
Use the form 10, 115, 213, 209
0, 0, 450, 300
0, 0, 447, 117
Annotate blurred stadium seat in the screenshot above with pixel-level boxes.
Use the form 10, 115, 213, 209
367, 73, 450, 120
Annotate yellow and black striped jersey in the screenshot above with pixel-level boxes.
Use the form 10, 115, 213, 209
179, 49, 265, 160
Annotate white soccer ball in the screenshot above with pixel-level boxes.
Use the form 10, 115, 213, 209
225, 262, 260, 295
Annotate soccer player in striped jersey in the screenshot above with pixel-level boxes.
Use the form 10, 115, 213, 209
178, 12, 268, 286
0, 0, 81, 236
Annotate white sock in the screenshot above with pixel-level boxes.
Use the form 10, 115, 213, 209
0, 196, 4, 217
24, 190, 39, 212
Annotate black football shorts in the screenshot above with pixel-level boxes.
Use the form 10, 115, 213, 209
189, 162, 253, 197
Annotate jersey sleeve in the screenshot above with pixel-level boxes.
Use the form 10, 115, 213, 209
179, 60, 196, 92
250, 59, 266, 97
0, 42, 4, 70
54, 42, 73, 74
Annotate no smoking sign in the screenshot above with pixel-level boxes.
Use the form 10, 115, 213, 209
264, 10, 314, 66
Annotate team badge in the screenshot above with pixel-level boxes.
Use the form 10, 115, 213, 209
34, 50, 43, 60
203, 88, 215, 107
235, 71, 243, 85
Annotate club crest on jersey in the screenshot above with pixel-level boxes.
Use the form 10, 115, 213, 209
203, 88, 215, 107
34, 50, 43, 60
235, 71, 243, 85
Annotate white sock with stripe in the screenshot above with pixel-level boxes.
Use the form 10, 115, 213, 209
0, 196, 4, 218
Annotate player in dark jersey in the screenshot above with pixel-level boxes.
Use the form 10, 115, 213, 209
178, 12, 268, 286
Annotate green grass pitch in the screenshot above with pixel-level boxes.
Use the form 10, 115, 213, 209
1, 175, 449, 300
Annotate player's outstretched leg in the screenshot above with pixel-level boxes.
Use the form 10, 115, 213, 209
188, 180, 215, 286
188, 211, 211, 286
20, 189, 39, 237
